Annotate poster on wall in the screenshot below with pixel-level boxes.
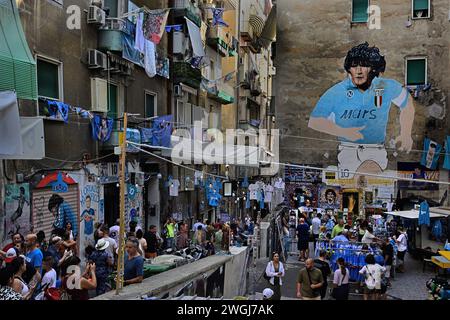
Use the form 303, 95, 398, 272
125, 184, 143, 229
2, 184, 31, 245
397, 162, 439, 191
80, 184, 100, 249
285, 183, 318, 209
318, 185, 341, 210
342, 192, 360, 217
309, 42, 416, 180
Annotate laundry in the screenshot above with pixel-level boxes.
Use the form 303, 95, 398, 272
144, 39, 157, 78
140, 127, 153, 144
142, 9, 170, 45
134, 12, 145, 54
0, 91, 22, 156
47, 100, 69, 123
91, 114, 113, 142
211, 8, 229, 27
151, 115, 173, 147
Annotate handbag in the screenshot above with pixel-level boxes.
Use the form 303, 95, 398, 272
263, 262, 272, 281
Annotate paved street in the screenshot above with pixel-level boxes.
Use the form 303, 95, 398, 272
250, 245, 435, 300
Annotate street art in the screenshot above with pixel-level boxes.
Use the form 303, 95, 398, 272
309, 42, 415, 179
80, 184, 100, 248
3, 184, 30, 244
318, 186, 341, 210
48, 194, 78, 237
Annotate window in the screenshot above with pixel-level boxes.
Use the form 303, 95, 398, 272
145, 91, 157, 118
108, 83, 118, 116
352, 0, 369, 23
104, 0, 119, 17
406, 58, 427, 86
412, 0, 430, 19
176, 100, 192, 129
37, 57, 62, 100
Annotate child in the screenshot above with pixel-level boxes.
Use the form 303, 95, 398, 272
41, 256, 57, 289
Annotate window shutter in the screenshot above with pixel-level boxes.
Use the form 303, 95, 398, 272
407, 59, 426, 86
352, 0, 369, 22
413, 0, 429, 11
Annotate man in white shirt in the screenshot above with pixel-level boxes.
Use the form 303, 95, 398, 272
192, 219, 206, 232
109, 219, 121, 243
362, 226, 380, 244
311, 213, 322, 250
395, 228, 408, 273
101, 225, 118, 264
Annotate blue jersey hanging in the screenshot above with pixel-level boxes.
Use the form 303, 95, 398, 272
418, 200, 430, 226
444, 136, 450, 170
432, 220, 442, 239
151, 115, 173, 147
211, 8, 229, 27
420, 138, 441, 170
47, 100, 69, 123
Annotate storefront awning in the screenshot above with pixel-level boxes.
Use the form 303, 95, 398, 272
386, 209, 448, 219
0, 0, 37, 100
185, 17, 205, 58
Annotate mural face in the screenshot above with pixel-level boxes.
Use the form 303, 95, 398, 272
319, 186, 341, 210
308, 42, 415, 179
3, 184, 31, 244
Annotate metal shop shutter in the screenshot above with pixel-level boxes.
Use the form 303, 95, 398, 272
31, 185, 80, 238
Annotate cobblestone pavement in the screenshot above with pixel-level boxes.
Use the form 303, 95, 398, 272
250, 245, 435, 300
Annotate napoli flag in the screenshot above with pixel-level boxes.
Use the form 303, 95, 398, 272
420, 138, 441, 170
444, 136, 450, 170
418, 200, 430, 226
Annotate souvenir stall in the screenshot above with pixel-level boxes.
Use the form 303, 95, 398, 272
315, 240, 384, 282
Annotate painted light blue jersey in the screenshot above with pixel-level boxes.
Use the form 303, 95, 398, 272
311, 77, 409, 144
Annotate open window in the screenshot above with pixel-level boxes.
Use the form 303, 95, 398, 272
145, 91, 157, 118
412, 0, 430, 19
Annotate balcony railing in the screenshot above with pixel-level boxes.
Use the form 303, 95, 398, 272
173, 61, 202, 89
98, 18, 127, 52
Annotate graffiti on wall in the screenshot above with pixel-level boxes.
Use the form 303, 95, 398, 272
80, 184, 100, 248
308, 42, 415, 179
3, 184, 31, 244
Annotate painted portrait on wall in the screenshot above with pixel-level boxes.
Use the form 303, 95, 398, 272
319, 186, 341, 210
308, 42, 415, 179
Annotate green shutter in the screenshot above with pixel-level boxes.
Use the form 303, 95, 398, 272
352, 0, 369, 22
108, 84, 118, 115
414, 0, 429, 11
407, 59, 426, 86
37, 60, 59, 99
0, 0, 37, 100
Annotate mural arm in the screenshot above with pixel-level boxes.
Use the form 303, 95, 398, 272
308, 117, 365, 142
395, 97, 414, 153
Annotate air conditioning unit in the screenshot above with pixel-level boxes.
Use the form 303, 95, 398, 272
87, 49, 107, 69
90, 0, 104, 8
174, 84, 182, 97
90, 78, 108, 113
87, 5, 106, 25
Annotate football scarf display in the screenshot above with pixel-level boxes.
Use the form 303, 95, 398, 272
142, 9, 170, 44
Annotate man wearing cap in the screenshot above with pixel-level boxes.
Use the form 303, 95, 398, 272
89, 238, 113, 296
262, 288, 274, 300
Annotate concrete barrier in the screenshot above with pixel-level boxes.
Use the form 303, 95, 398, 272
93, 246, 249, 300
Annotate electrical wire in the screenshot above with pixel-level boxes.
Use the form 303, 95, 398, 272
43, 153, 116, 164
126, 141, 227, 180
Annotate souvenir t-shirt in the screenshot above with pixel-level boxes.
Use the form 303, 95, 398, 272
264, 185, 274, 203
209, 192, 222, 207
169, 179, 180, 196
274, 178, 285, 189
248, 184, 258, 200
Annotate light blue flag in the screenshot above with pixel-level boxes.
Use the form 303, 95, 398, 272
420, 138, 441, 170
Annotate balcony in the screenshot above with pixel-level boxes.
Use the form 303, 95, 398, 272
206, 25, 229, 57
173, 0, 202, 27
98, 18, 127, 52
207, 83, 234, 105
173, 61, 202, 89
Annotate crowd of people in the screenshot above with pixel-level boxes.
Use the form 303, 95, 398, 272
0, 215, 257, 300
266, 210, 410, 300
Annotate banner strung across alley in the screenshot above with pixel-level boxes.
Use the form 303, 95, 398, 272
397, 162, 439, 190
2, 183, 31, 246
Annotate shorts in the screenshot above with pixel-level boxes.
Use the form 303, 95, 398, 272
298, 240, 309, 251
397, 250, 406, 261
338, 142, 388, 178
364, 286, 380, 295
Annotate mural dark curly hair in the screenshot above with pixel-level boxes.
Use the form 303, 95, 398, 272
344, 42, 386, 80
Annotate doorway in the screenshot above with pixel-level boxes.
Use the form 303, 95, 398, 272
104, 183, 120, 227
